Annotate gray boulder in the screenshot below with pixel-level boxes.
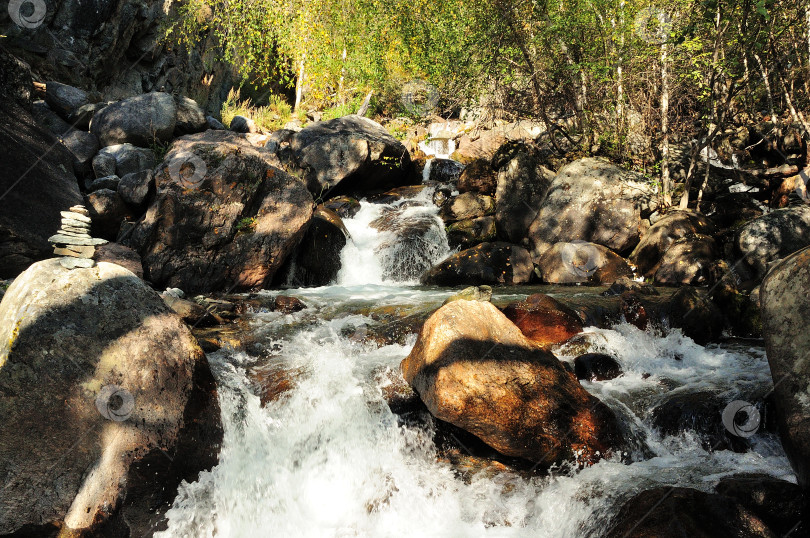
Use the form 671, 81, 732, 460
653, 234, 721, 286
528, 158, 657, 260
536, 241, 633, 285
97, 143, 157, 178
32, 100, 99, 176
440, 192, 495, 222
44, 81, 89, 120
631, 210, 717, 276
86, 188, 128, 240
118, 169, 154, 208
229, 115, 257, 133
736, 206, 810, 282
90, 92, 177, 147
291, 115, 413, 197
174, 95, 207, 135
69, 102, 108, 131
85, 174, 120, 192
761, 246, 810, 489
0, 259, 221, 536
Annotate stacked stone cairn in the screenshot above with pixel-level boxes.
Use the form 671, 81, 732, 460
48, 205, 108, 269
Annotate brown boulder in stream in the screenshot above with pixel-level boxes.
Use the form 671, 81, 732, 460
502, 293, 583, 346
401, 300, 624, 466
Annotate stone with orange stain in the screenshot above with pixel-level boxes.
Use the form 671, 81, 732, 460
401, 300, 624, 467
502, 293, 583, 346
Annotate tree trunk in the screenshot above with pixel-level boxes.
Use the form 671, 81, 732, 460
661, 43, 671, 207
753, 53, 776, 120
294, 58, 306, 112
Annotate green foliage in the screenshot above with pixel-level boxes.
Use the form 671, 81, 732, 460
235, 216, 257, 233
221, 89, 293, 131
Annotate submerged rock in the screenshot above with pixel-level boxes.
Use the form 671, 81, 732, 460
0, 259, 222, 536
761, 246, 810, 489
401, 300, 624, 466
421, 242, 534, 286
502, 293, 583, 346
651, 391, 750, 452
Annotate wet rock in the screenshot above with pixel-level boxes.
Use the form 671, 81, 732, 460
493, 142, 555, 243
502, 293, 583, 346
440, 192, 496, 222
631, 210, 716, 276
96, 143, 157, 178
536, 241, 633, 285
528, 158, 656, 260
277, 206, 347, 286
620, 291, 650, 330
323, 195, 361, 218
446, 216, 497, 249
432, 185, 453, 207
173, 95, 207, 136
44, 81, 89, 120
125, 130, 314, 293
401, 300, 624, 466
651, 391, 750, 451
273, 295, 307, 313
443, 285, 493, 304
602, 276, 659, 296
712, 283, 762, 338
457, 158, 497, 195
427, 158, 465, 183
0, 259, 222, 536
291, 115, 413, 198
368, 185, 427, 204
574, 353, 622, 381
606, 487, 775, 538
761, 246, 810, 489
736, 206, 810, 282
669, 287, 724, 344
716, 474, 807, 535
93, 242, 143, 278
0, 100, 82, 278
86, 189, 129, 240
421, 242, 534, 286
91, 92, 177, 147
653, 234, 721, 286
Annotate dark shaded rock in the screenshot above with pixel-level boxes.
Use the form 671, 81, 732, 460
421, 242, 534, 286
97, 143, 157, 178
69, 102, 108, 131
574, 353, 622, 381
669, 287, 724, 344
125, 130, 314, 293
44, 81, 89, 120
273, 295, 307, 313
440, 192, 495, 222
0, 47, 32, 108
427, 158, 465, 183
86, 175, 120, 193
206, 116, 226, 130
528, 158, 656, 260
457, 158, 497, 195
91, 92, 177, 147
761, 246, 810, 489
446, 216, 497, 249
32, 100, 99, 176
653, 234, 721, 286
93, 242, 144, 278
323, 195, 361, 218
706, 192, 764, 229
173, 95, 207, 135
229, 115, 257, 134
277, 206, 347, 286
716, 474, 807, 536
652, 391, 749, 451
602, 276, 659, 296
117, 170, 154, 209
86, 189, 128, 240
493, 142, 555, 243
291, 115, 413, 198
401, 300, 624, 466
502, 293, 583, 346
736, 206, 810, 282
536, 241, 633, 285
631, 210, 716, 276
0, 259, 222, 536
606, 487, 775, 538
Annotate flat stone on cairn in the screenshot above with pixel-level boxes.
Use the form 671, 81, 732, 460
48, 205, 108, 268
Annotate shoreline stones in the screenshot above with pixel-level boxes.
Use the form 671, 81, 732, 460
47, 205, 107, 268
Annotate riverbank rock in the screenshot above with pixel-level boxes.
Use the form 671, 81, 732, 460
761, 246, 810, 489
44, 81, 89, 120
493, 142, 555, 243
290, 115, 413, 198
440, 192, 496, 222
446, 216, 497, 249
606, 487, 775, 537
536, 241, 633, 284
631, 210, 716, 276
0, 259, 222, 536
574, 353, 622, 381
0, 100, 83, 278
91, 92, 177, 147
502, 293, 583, 346
457, 158, 497, 195
528, 158, 656, 260
736, 206, 810, 282
125, 130, 314, 293
421, 242, 534, 286
669, 287, 723, 344
401, 300, 623, 466
275, 206, 348, 286
716, 474, 806, 535
652, 391, 748, 452
653, 234, 721, 286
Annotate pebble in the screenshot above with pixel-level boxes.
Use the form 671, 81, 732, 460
69, 205, 89, 216
49, 233, 107, 246
60, 211, 91, 224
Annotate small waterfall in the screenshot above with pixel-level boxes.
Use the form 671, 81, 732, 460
336, 187, 451, 286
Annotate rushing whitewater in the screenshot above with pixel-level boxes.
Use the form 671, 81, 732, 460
157, 283, 793, 537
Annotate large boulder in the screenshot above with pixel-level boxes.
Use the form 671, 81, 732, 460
275, 206, 348, 286
761, 246, 810, 489
96, 143, 157, 178
528, 158, 656, 260
456, 158, 497, 195
536, 241, 633, 285
502, 293, 584, 346
173, 95, 207, 136
631, 210, 716, 276
0, 101, 82, 278
653, 235, 721, 286
421, 242, 534, 286
126, 130, 314, 293
446, 216, 497, 250
0, 46, 32, 108
400, 300, 623, 466
32, 100, 100, 176
736, 206, 810, 282
44, 81, 89, 120
669, 287, 724, 344
440, 192, 496, 223
492, 142, 555, 243
0, 259, 222, 536
290, 115, 413, 197
91, 92, 177, 147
